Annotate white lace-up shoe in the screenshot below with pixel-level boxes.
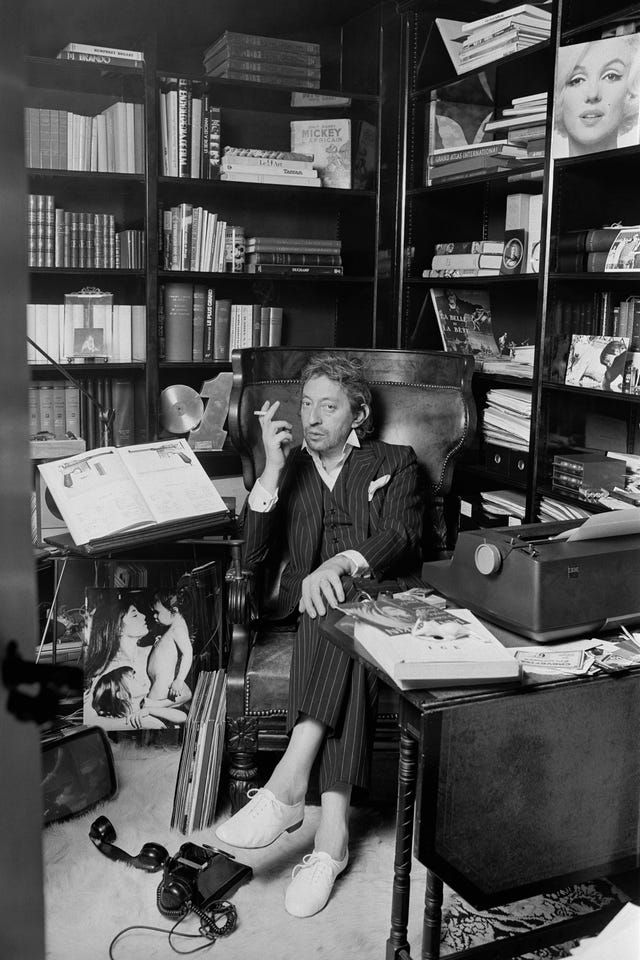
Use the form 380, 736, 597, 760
284, 849, 349, 917
215, 788, 304, 848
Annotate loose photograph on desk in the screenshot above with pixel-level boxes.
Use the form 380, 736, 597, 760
80, 560, 224, 733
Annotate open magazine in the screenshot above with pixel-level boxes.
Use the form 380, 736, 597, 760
339, 594, 520, 689
38, 438, 228, 551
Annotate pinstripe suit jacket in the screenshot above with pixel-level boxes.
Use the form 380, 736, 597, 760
242, 440, 423, 619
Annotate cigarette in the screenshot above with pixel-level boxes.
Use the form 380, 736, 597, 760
254, 410, 267, 416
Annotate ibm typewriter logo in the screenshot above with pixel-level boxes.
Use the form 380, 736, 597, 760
567, 564, 579, 579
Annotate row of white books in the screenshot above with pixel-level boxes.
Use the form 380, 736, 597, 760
27, 303, 146, 364
25, 103, 144, 174
482, 387, 532, 452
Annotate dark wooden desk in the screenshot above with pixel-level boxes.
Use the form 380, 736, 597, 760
322, 609, 640, 960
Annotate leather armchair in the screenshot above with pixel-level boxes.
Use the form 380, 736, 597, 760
223, 347, 476, 810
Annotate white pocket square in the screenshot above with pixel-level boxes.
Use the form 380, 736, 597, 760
368, 474, 390, 501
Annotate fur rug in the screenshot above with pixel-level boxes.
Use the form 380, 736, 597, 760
42, 741, 620, 960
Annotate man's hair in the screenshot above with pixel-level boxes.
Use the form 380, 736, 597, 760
299, 353, 373, 437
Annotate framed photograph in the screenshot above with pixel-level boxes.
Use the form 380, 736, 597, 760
552, 36, 640, 159
564, 335, 629, 392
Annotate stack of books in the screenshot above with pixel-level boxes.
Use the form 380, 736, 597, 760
427, 139, 528, 184
423, 240, 505, 277
56, 42, 144, 68
203, 31, 321, 89
455, 4, 552, 71
483, 91, 548, 146
220, 146, 320, 187
245, 235, 343, 276
482, 387, 532, 452
556, 225, 640, 274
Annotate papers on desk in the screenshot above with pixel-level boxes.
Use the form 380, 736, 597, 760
514, 633, 640, 677
568, 902, 640, 960
344, 602, 521, 690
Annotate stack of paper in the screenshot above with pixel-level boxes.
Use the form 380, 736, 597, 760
480, 489, 526, 521
538, 495, 591, 523
482, 388, 532, 451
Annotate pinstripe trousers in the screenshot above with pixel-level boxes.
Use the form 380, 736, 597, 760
287, 473, 379, 794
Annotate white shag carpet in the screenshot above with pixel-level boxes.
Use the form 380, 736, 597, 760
42, 741, 619, 960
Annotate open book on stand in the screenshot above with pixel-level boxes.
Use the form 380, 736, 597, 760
38, 438, 229, 554
339, 595, 521, 689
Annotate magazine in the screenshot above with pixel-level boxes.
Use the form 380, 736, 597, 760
339, 597, 520, 689
430, 287, 499, 364
38, 438, 228, 548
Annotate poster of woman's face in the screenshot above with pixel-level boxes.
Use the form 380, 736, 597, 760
552, 35, 640, 158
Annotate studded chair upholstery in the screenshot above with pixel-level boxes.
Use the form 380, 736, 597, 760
223, 347, 476, 809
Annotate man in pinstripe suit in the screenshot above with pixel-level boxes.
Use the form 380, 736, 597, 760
216, 353, 423, 917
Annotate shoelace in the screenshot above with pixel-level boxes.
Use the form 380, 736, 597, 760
246, 788, 286, 821
291, 853, 336, 884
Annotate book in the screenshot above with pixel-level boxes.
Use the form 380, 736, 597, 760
246, 252, 341, 266
484, 112, 547, 132
261, 306, 283, 346
428, 153, 523, 182
223, 146, 314, 162
428, 140, 526, 165
57, 52, 144, 68
246, 236, 341, 252
205, 56, 321, 80
431, 252, 503, 270
204, 42, 320, 69
219, 171, 320, 187
219, 156, 315, 174
430, 287, 499, 364
245, 263, 344, 276
341, 601, 520, 689
290, 118, 351, 188
164, 283, 193, 362
206, 67, 319, 88
552, 37, 640, 158
57, 42, 144, 60
37, 438, 228, 550
213, 298, 232, 360
461, 4, 552, 33
204, 31, 320, 59
433, 240, 504, 255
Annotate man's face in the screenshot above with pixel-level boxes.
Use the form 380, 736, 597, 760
300, 374, 361, 460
